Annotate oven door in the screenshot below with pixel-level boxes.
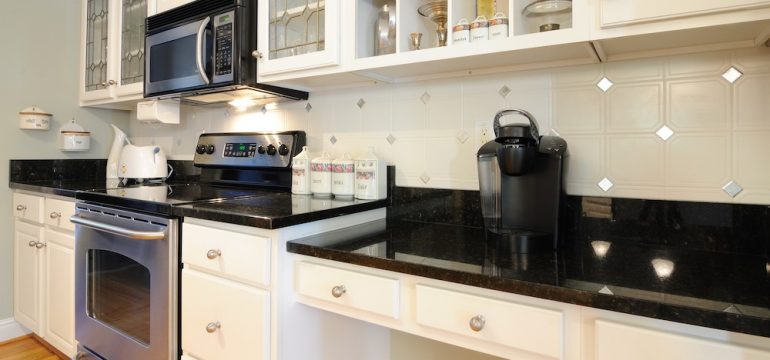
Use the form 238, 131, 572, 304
145, 17, 212, 97
72, 204, 178, 360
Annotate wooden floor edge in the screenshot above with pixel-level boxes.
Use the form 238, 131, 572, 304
31, 333, 69, 360
0, 333, 33, 347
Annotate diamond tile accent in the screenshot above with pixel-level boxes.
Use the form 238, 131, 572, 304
305, 102, 312, 112
498, 85, 511, 98
723, 305, 743, 314
722, 67, 743, 84
655, 125, 674, 141
456, 131, 469, 144
597, 177, 614, 192
598, 286, 614, 295
357, 98, 366, 109
420, 91, 431, 104
386, 134, 396, 145
597, 77, 614, 92
722, 180, 743, 198
420, 173, 431, 184
261, 106, 268, 115
329, 136, 337, 145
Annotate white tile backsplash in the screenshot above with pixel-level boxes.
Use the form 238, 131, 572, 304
129, 47, 770, 204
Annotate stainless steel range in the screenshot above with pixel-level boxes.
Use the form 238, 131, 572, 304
71, 131, 306, 360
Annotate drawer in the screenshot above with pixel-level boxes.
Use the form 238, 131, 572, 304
415, 284, 563, 359
13, 193, 43, 224
44, 198, 76, 232
182, 269, 269, 360
182, 222, 271, 286
295, 261, 400, 319
596, 319, 770, 360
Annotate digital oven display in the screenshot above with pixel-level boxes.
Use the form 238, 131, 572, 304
224, 143, 257, 157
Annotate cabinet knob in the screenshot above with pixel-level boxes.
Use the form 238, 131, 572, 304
16, 205, 26, 211
49, 212, 61, 219
35, 242, 46, 249
331, 285, 346, 298
28, 241, 37, 247
469, 315, 485, 332
206, 249, 222, 260
101, 80, 117, 86
251, 50, 263, 60
206, 321, 221, 333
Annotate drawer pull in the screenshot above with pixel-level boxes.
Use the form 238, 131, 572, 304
16, 205, 26, 211
35, 242, 46, 249
331, 285, 347, 298
206, 249, 222, 260
206, 321, 221, 333
49, 212, 61, 219
28, 241, 37, 247
469, 315, 486, 332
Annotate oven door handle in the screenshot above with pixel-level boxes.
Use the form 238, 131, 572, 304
195, 17, 211, 85
70, 215, 166, 241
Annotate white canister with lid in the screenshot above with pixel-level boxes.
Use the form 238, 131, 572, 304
452, 18, 470, 44
18, 106, 52, 130
470, 16, 489, 42
332, 153, 355, 199
291, 146, 312, 195
355, 147, 388, 200
489, 12, 509, 40
310, 152, 333, 197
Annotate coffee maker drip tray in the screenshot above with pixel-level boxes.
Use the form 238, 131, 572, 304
485, 228, 554, 253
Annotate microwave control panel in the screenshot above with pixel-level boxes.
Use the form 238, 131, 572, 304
212, 11, 235, 83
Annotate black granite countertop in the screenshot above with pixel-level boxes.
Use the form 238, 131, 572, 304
288, 192, 770, 338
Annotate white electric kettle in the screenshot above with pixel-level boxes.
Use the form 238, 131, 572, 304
118, 144, 170, 181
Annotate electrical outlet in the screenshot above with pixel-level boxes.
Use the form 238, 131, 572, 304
475, 121, 494, 147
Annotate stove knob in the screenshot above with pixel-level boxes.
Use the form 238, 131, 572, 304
257, 145, 266, 154
205, 144, 216, 155
266, 144, 277, 156
278, 144, 289, 156
196, 144, 206, 154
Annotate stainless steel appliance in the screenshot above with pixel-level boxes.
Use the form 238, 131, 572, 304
144, 0, 308, 104
73, 131, 306, 360
477, 109, 567, 252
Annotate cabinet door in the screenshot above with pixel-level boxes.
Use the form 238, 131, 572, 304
81, 0, 115, 101
600, 0, 770, 27
257, 0, 340, 76
44, 230, 76, 358
182, 269, 270, 360
14, 220, 44, 334
155, 0, 194, 13
113, 0, 148, 97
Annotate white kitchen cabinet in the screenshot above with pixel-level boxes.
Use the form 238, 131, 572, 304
257, 0, 341, 76
155, 0, 194, 13
12, 191, 77, 358
599, 0, 770, 28
79, 0, 155, 108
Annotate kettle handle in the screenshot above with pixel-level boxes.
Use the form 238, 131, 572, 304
493, 109, 540, 142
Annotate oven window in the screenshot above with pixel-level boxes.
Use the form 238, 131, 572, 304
150, 34, 199, 82
86, 250, 151, 346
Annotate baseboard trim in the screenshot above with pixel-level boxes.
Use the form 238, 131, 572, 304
0, 317, 31, 342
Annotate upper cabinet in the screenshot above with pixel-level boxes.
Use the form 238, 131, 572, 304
257, 0, 341, 75
155, 0, 194, 13
80, 0, 155, 109
598, 0, 770, 28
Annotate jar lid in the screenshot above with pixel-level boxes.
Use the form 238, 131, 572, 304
18, 106, 52, 116
522, 0, 572, 15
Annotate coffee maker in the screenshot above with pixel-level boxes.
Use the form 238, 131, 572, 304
477, 109, 567, 252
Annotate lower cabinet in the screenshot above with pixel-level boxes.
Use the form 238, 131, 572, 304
13, 220, 44, 334
182, 269, 269, 360
43, 229, 76, 356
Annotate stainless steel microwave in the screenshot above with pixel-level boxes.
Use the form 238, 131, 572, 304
144, 0, 307, 104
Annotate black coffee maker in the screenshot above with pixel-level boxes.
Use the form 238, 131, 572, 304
477, 109, 567, 252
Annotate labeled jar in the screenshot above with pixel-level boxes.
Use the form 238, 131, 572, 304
310, 152, 333, 197
452, 18, 470, 45
332, 153, 355, 199
470, 16, 489, 42
291, 146, 312, 195
489, 12, 509, 40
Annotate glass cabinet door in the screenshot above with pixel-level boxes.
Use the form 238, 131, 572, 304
84, 0, 111, 95
120, 0, 146, 87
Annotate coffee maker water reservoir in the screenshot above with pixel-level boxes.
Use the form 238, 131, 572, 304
477, 109, 567, 252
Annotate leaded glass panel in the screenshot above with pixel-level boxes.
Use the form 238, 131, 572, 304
85, 0, 109, 91
269, 0, 325, 60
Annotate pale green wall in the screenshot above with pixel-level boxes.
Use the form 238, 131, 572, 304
0, 1, 130, 319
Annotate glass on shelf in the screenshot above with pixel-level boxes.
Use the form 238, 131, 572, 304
518, 0, 572, 35
269, 0, 326, 60
121, 0, 147, 85
418, 1, 448, 47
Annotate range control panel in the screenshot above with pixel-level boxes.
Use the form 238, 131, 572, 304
193, 131, 306, 168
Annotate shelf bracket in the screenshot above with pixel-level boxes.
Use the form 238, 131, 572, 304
755, 24, 770, 47
588, 41, 607, 63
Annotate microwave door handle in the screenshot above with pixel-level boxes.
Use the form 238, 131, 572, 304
195, 17, 211, 85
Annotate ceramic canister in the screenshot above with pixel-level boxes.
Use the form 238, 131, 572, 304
291, 146, 312, 195
355, 147, 388, 200
332, 153, 355, 199
310, 152, 333, 197
452, 18, 470, 44
470, 16, 489, 42
489, 12, 509, 40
